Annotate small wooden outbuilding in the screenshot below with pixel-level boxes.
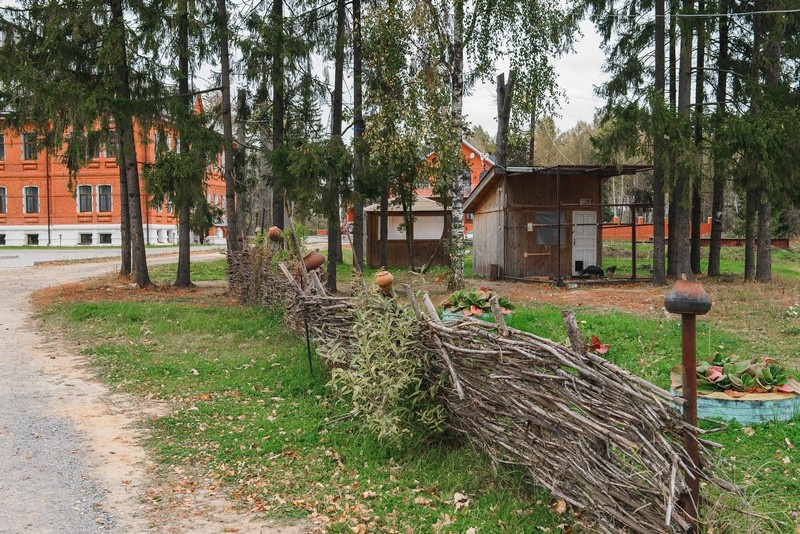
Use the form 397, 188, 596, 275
364, 197, 450, 269
463, 165, 652, 282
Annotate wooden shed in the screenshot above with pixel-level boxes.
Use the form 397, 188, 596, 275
365, 197, 450, 269
463, 165, 652, 282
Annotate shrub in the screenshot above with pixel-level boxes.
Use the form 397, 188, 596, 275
321, 295, 446, 447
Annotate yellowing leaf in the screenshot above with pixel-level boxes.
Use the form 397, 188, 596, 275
550, 499, 567, 515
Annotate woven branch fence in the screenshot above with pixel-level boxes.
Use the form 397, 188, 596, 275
227, 249, 740, 532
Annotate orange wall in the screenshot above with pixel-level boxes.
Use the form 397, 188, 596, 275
0, 121, 227, 243
601, 218, 712, 241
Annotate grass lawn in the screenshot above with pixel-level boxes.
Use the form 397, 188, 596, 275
39, 245, 800, 532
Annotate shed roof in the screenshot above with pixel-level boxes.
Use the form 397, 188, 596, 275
463, 164, 652, 213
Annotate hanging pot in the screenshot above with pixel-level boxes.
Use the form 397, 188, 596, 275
268, 226, 283, 242
303, 250, 325, 272
375, 268, 394, 295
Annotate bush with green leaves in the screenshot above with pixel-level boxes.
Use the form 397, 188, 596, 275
321, 296, 446, 447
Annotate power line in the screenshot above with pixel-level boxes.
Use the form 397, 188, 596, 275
601, 7, 800, 21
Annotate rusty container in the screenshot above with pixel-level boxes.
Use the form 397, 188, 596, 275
268, 226, 283, 242
303, 250, 325, 272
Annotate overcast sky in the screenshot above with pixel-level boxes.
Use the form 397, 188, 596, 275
463, 20, 607, 136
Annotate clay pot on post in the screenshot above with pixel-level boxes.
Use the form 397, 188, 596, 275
303, 250, 325, 272
375, 268, 395, 297
267, 226, 283, 242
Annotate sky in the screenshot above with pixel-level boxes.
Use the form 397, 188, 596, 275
463, 20, 608, 136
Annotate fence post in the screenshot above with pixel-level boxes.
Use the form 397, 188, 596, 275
664, 276, 712, 533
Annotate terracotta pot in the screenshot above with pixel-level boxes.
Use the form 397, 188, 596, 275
303, 250, 325, 272
267, 226, 283, 242
375, 268, 394, 294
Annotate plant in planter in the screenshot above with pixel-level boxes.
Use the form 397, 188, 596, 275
671, 353, 800, 397
440, 286, 513, 317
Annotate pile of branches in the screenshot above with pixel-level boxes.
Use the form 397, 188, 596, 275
275, 269, 739, 532
227, 245, 298, 309
414, 309, 728, 532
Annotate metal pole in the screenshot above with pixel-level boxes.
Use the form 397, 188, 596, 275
681, 313, 699, 533
664, 277, 710, 534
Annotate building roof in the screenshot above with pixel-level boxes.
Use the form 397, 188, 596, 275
463, 164, 653, 213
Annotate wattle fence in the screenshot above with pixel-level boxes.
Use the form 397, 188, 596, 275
227, 247, 742, 533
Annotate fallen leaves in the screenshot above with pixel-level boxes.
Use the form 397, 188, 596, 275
586, 335, 610, 355
550, 499, 568, 515
413, 495, 432, 506
453, 492, 470, 511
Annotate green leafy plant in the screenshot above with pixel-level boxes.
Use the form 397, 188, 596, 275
321, 296, 446, 447
671, 353, 800, 396
440, 286, 513, 317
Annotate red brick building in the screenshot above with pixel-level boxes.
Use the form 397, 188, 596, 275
0, 121, 227, 246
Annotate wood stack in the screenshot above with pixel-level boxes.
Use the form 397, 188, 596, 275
255, 264, 741, 532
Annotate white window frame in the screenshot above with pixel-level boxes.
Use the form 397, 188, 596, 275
0, 186, 6, 214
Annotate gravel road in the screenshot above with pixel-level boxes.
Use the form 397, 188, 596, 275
0, 250, 306, 533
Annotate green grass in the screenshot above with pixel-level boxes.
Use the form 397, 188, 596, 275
602, 240, 800, 280
41, 249, 800, 532
43, 296, 567, 532
149, 257, 228, 283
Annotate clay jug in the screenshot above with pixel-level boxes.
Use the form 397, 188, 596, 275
303, 250, 325, 272
375, 268, 394, 294
268, 226, 283, 242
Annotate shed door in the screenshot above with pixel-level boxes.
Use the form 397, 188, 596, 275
572, 211, 597, 275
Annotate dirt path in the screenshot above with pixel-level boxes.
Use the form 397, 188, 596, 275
0, 254, 306, 533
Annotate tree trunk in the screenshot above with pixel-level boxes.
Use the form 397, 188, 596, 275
174, 0, 192, 288
756, 2, 780, 284
326, 0, 346, 293
708, 0, 728, 277
495, 72, 514, 167
218, 0, 239, 254
672, 0, 693, 280
745, 1, 762, 283
403, 203, 416, 271
351, 0, 365, 271
271, 0, 284, 230
379, 184, 388, 267
756, 187, 772, 282
235, 89, 248, 240
651, 0, 667, 286
666, 0, 678, 278
447, 0, 466, 291
744, 187, 756, 281
117, 141, 132, 278
111, 0, 150, 288
690, 0, 705, 276
528, 108, 536, 165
